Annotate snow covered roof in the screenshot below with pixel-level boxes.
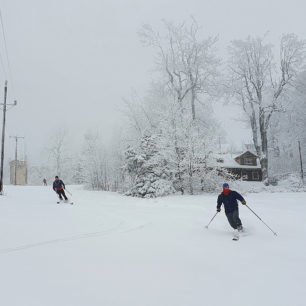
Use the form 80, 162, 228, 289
208, 152, 261, 169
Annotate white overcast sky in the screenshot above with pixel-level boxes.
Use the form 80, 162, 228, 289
0, 0, 306, 162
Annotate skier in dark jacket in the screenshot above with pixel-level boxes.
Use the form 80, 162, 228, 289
217, 183, 246, 232
53, 176, 68, 201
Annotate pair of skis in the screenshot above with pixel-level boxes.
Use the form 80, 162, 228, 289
57, 200, 74, 205
56, 188, 74, 205
232, 231, 240, 241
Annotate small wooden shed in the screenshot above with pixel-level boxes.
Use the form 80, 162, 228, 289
9, 160, 28, 185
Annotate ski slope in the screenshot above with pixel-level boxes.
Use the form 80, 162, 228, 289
0, 185, 305, 306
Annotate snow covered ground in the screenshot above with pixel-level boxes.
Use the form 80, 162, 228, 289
0, 185, 305, 306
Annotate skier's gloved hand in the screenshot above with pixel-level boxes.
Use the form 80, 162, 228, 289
217, 208, 221, 212
241, 200, 246, 205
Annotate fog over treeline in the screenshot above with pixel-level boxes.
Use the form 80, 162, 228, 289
25, 19, 306, 196
0, 1, 305, 195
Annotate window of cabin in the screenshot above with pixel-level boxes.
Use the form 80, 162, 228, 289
252, 171, 259, 180
241, 171, 248, 180
244, 157, 254, 165
242, 174, 248, 181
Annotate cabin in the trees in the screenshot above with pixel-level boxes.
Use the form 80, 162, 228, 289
213, 151, 262, 181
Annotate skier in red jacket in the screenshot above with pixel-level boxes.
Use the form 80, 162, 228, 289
217, 183, 246, 232
53, 176, 68, 201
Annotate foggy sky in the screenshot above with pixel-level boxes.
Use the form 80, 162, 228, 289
0, 0, 306, 163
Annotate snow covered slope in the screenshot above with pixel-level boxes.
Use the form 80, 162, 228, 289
0, 185, 305, 306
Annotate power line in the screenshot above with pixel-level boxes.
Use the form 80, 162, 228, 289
0, 30, 7, 78
0, 81, 17, 194
0, 9, 14, 92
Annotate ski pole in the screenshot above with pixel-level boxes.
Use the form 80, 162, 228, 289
245, 204, 277, 236
205, 212, 218, 229
65, 188, 72, 196
55, 191, 61, 201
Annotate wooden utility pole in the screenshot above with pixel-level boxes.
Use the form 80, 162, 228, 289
0, 81, 17, 194
0, 81, 8, 194
298, 141, 304, 183
9, 136, 24, 185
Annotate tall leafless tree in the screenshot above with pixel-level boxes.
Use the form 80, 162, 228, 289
47, 129, 68, 178
139, 19, 219, 120
228, 34, 306, 183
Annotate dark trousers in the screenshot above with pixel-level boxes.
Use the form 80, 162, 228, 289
57, 189, 68, 200
226, 209, 242, 229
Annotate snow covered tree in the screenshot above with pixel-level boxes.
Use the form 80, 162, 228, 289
139, 18, 219, 120
28, 163, 52, 185
122, 77, 225, 195
228, 34, 306, 183
125, 19, 222, 195
71, 156, 86, 184
268, 70, 306, 180
45, 129, 70, 178
124, 134, 175, 198
81, 131, 110, 190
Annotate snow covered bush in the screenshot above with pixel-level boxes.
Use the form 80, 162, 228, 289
124, 135, 175, 198
120, 19, 224, 197
200, 168, 236, 193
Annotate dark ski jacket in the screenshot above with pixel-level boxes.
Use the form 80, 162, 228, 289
53, 179, 65, 191
217, 190, 245, 213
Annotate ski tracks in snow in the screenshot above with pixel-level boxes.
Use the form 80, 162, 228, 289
0, 221, 151, 254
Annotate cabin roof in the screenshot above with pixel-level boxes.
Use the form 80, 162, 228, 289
208, 152, 261, 169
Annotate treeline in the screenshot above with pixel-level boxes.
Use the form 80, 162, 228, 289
29, 19, 306, 196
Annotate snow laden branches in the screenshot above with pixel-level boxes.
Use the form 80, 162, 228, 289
139, 19, 219, 120
28, 129, 77, 185
27, 24, 306, 193
121, 19, 228, 197
227, 34, 306, 183
124, 135, 175, 197
46, 129, 69, 178
269, 71, 306, 179
80, 131, 125, 191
